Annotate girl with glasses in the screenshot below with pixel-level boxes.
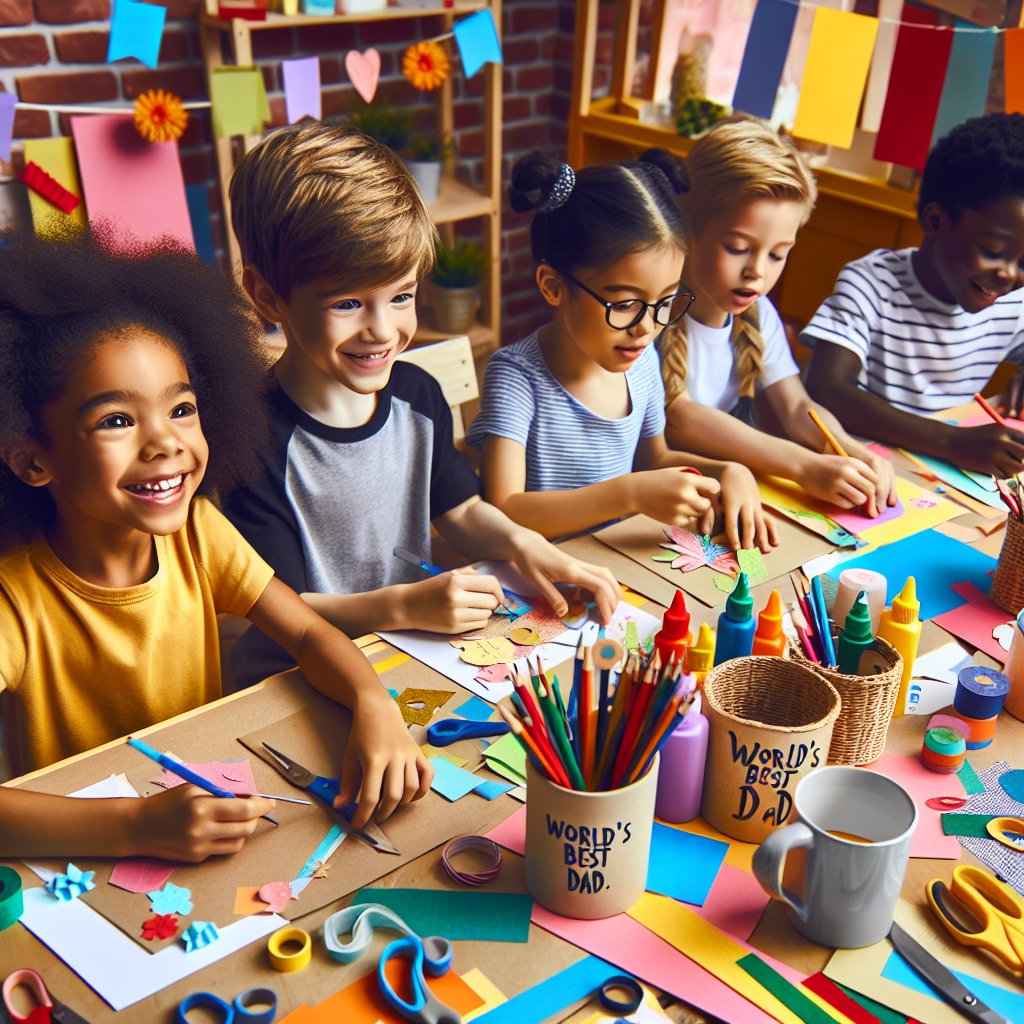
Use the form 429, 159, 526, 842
660, 118, 896, 517
466, 148, 778, 550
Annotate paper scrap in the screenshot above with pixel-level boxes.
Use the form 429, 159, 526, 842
148, 882, 192, 916
282, 55, 321, 123
109, 858, 174, 895
737, 953, 837, 1024
344, 48, 380, 104
954, 760, 1024, 894
181, 920, 219, 953
932, 581, 1011, 663
396, 687, 453, 725
646, 823, 727, 906
210, 66, 270, 138
153, 758, 256, 794
353, 888, 533, 943
46, 863, 95, 902
258, 881, 293, 913
454, 695, 497, 722
107, 0, 165, 69
481, 732, 528, 786
421, 744, 467, 767
473, 779, 515, 801
453, 9, 503, 78
233, 886, 270, 916
141, 913, 179, 941
462, 967, 508, 1021
959, 759, 985, 795
430, 756, 485, 802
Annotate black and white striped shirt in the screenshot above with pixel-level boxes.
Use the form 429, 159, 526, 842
800, 248, 1024, 413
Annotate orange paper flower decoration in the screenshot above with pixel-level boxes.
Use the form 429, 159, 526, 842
403, 41, 450, 91
134, 89, 189, 144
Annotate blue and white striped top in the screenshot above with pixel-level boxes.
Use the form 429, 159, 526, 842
466, 329, 666, 492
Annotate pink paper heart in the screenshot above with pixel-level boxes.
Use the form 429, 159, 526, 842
345, 48, 380, 104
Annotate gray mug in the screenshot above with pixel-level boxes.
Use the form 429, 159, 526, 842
752, 766, 918, 948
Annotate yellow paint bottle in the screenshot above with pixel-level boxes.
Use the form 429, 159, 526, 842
686, 621, 716, 688
877, 577, 922, 719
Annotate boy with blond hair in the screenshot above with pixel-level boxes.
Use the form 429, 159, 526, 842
225, 122, 618, 687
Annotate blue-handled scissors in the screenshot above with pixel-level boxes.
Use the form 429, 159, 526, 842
378, 935, 460, 1024
426, 719, 510, 746
254, 742, 400, 855
177, 987, 277, 1023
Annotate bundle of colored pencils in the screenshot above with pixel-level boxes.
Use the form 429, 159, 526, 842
497, 640, 696, 792
789, 571, 836, 668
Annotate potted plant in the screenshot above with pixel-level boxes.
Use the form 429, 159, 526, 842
405, 132, 455, 203
427, 240, 485, 335
348, 103, 412, 154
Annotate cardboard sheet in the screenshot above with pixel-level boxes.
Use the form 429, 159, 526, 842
71, 114, 193, 251
595, 513, 833, 608
560, 534, 681, 608
932, 581, 1012, 663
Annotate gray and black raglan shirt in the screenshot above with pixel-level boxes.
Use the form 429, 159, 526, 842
223, 362, 481, 688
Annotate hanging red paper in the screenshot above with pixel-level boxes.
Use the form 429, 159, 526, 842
873, 4, 953, 171
1006, 28, 1024, 114
21, 161, 80, 214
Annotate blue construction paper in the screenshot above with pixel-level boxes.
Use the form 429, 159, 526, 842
429, 756, 482, 801
453, 10, 503, 79
646, 823, 727, 906
473, 779, 514, 800
185, 184, 215, 267
907, 450, 1005, 510
473, 955, 622, 1024
882, 950, 1024, 1021
931, 22, 996, 149
107, 0, 165, 70
826, 529, 995, 620
0, 94, 15, 161
731, 0, 799, 118
454, 695, 495, 722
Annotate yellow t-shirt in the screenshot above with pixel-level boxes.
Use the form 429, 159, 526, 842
0, 497, 274, 773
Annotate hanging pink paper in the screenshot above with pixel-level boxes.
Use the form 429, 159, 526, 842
345, 49, 380, 104
873, 5, 953, 171
109, 858, 175, 895
70, 114, 193, 252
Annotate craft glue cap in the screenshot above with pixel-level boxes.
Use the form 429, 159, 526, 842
688, 622, 715, 674
726, 572, 753, 620
843, 592, 874, 643
889, 576, 920, 623
661, 590, 691, 641
756, 590, 783, 635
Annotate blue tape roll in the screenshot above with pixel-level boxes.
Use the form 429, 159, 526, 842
954, 666, 1009, 719
177, 992, 233, 1023
234, 987, 277, 1023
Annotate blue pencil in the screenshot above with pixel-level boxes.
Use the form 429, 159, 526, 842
810, 576, 837, 668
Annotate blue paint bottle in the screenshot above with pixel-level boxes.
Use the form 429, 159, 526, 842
713, 572, 755, 666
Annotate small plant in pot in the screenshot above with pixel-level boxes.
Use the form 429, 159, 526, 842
405, 132, 455, 203
427, 240, 485, 335
348, 103, 412, 154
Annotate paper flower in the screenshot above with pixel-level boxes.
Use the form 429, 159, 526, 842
258, 880, 293, 913
182, 920, 219, 953
141, 913, 179, 941
403, 41, 450, 91
148, 882, 193, 916
654, 526, 739, 575
46, 863, 95, 902
134, 88, 189, 143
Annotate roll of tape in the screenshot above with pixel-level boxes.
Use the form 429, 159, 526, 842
924, 726, 967, 757
267, 926, 311, 973
926, 714, 971, 740
0, 866, 24, 931
234, 987, 278, 1024
177, 992, 233, 1024
598, 975, 644, 1015
954, 666, 1009, 719
954, 710, 999, 750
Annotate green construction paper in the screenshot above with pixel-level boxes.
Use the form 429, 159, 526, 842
482, 731, 527, 785
958, 758, 985, 795
352, 888, 533, 942
941, 812, 996, 837
714, 573, 738, 593
736, 953, 837, 1024
210, 66, 270, 138
834, 981, 911, 1024
737, 547, 769, 585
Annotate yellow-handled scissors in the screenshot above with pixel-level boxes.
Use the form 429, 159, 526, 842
926, 865, 1024, 976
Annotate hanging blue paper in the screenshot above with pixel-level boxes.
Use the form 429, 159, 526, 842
0, 94, 15, 162
107, 0, 166, 70
930, 21, 997, 149
185, 184, 216, 267
731, 0, 799, 119
453, 10, 503, 79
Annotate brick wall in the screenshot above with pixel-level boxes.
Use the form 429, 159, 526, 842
0, 0, 579, 343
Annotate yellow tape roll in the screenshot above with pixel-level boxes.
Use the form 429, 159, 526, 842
267, 926, 312, 972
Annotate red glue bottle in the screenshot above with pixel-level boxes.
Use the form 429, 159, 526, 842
655, 590, 692, 666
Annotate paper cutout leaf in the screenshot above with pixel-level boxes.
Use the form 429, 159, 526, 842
450, 636, 517, 666
22, 161, 80, 214
658, 527, 739, 576
395, 686, 453, 724
736, 547, 768, 584
345, 48, 381, 104
258, 880, 293, 914
181, 920, 219, 953
508, 626, 542, 646
474, 663, 513, 686
141, 913, 179, 941
46, 863, 95, 901
147, 882, 192, 916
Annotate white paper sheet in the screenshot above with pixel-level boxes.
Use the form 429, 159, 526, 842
906, 642, 974, 715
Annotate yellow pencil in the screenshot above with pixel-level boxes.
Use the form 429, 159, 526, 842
808, 408, 850, 458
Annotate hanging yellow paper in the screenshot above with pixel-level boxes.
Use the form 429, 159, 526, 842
23, 137, 87, 237
792, 8, 879, 149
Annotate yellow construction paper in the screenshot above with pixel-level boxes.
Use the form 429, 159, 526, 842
849, 476, 964, 547
23, 137, 88, 237
627, 893, 841, 1024
372, 652, 410, 676
792, 8, 879, 149
461, 967, 508, 1022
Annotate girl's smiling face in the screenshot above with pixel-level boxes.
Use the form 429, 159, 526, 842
686, 198, 805, 326
26, 327, 209, 546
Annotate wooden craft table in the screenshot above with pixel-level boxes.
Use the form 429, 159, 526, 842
1, 470, 1020, 1023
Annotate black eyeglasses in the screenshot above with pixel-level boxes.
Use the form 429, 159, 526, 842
555, 267, 695, 330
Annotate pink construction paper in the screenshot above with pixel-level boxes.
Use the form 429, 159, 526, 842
484, 805, 525, 854
109, 858, 174, 895
70, 114, 193, 252
933, 581, 1011, 664
154, 759, 257, 795
698, 864, 770, 941
872, 753, 964, 859
830, 496, 905, 534
866, 442, 894, 459
958, 412, 1024, 432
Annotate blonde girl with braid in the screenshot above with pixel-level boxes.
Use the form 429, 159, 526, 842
466, 147, 780, 551
660, 119, 896, 516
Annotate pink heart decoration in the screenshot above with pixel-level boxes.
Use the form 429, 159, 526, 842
345, 48, 381, 104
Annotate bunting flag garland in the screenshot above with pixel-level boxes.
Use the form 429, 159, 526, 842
930, 20, 997, 149
731, 0, 800, 120
860, 0, 901, 133
1005, 28, 1024, 114
873, 4, 953, 170
106, 0, 165, 70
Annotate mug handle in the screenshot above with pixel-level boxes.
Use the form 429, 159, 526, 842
752, 822, 814, 920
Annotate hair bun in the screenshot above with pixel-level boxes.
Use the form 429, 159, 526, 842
509, 148, 567, 214
639, 148, 688, 195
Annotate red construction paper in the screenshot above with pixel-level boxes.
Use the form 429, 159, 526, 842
932, 580, 1011, 664
109, 858, 174, 895
141, 913, 179, 941
1006, 28, 1024, 114
874, 5, 953, 171
21, 161, 80, 214
802, 972, 882, 1024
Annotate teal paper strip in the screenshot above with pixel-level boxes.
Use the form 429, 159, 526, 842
958, 759, 985, 795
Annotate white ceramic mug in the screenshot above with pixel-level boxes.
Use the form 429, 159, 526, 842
752, 766, 917, 948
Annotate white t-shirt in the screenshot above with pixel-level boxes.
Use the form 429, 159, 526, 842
682, 296, 798, 411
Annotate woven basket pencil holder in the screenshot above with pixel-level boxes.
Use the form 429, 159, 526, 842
788, 633, 902, 766
701, 656, 840, 844
990, 514, 1024, 615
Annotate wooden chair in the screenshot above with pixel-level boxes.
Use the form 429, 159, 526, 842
398, 335, 480, 444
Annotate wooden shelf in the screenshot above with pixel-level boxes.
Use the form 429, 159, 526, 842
426, 176, 496, 225
201, 2, 487, 30
414, 320, 494, 356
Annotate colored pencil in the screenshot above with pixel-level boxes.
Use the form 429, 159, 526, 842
974, 391, 1008, 428
789, 600, 819, 664
807, 408, 850, 458
810, 575, 837, 668
629, 692, 697, 785
513, 670, 564, 776
536, 671, 586, 790
610, 658, 659, 788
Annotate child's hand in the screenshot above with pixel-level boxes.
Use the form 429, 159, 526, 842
632, 468, 721, 532
397, 568, 504, 633
505, 532, 620, 624
861, 449, 898, 513
718, 463, 779, 552
336, 694, 432, 828
944, 424, 1024, 477
801, 454, 881, 514
133, 786, 276, 863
